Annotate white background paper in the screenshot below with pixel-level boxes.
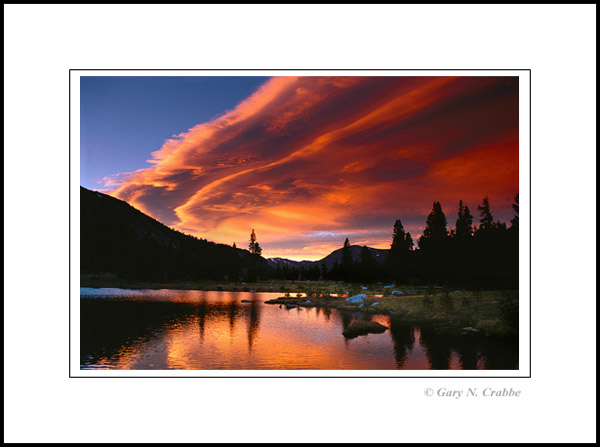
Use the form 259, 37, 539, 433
4, 4, 596, 443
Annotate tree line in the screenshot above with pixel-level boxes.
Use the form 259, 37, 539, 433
271, 195, 519, 289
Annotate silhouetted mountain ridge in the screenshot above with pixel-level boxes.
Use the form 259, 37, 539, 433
267, 245, 389, 270
80, 186, 269, 281
81, 186, 518, 288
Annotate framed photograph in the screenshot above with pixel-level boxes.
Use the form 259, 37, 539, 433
70, 69, 530, 378
6, 3, 597, 443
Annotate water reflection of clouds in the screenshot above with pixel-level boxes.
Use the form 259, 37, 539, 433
80, 290, 517, 370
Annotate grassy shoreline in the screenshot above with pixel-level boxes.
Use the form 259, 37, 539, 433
80, 274, 519, 341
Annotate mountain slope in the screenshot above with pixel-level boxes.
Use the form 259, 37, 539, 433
319, 245, 389, 269
80, 186, 269, 281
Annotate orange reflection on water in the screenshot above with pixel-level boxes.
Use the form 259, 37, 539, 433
80, 289, 516, 370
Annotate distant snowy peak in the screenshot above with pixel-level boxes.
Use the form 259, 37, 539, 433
268, 257, 295, 264
266, 257, 312, 269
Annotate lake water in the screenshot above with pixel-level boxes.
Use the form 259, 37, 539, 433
80, 288, 518, 370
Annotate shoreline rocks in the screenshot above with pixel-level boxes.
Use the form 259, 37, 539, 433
345, 294, 367, 304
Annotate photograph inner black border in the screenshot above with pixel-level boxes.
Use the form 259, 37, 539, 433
69, 68, 532, 379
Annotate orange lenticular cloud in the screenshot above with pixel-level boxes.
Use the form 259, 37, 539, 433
108, 76, 519, 261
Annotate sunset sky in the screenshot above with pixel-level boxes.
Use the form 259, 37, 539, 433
80, 75, 519, 261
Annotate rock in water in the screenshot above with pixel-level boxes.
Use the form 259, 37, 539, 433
342, 321, 387, 338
